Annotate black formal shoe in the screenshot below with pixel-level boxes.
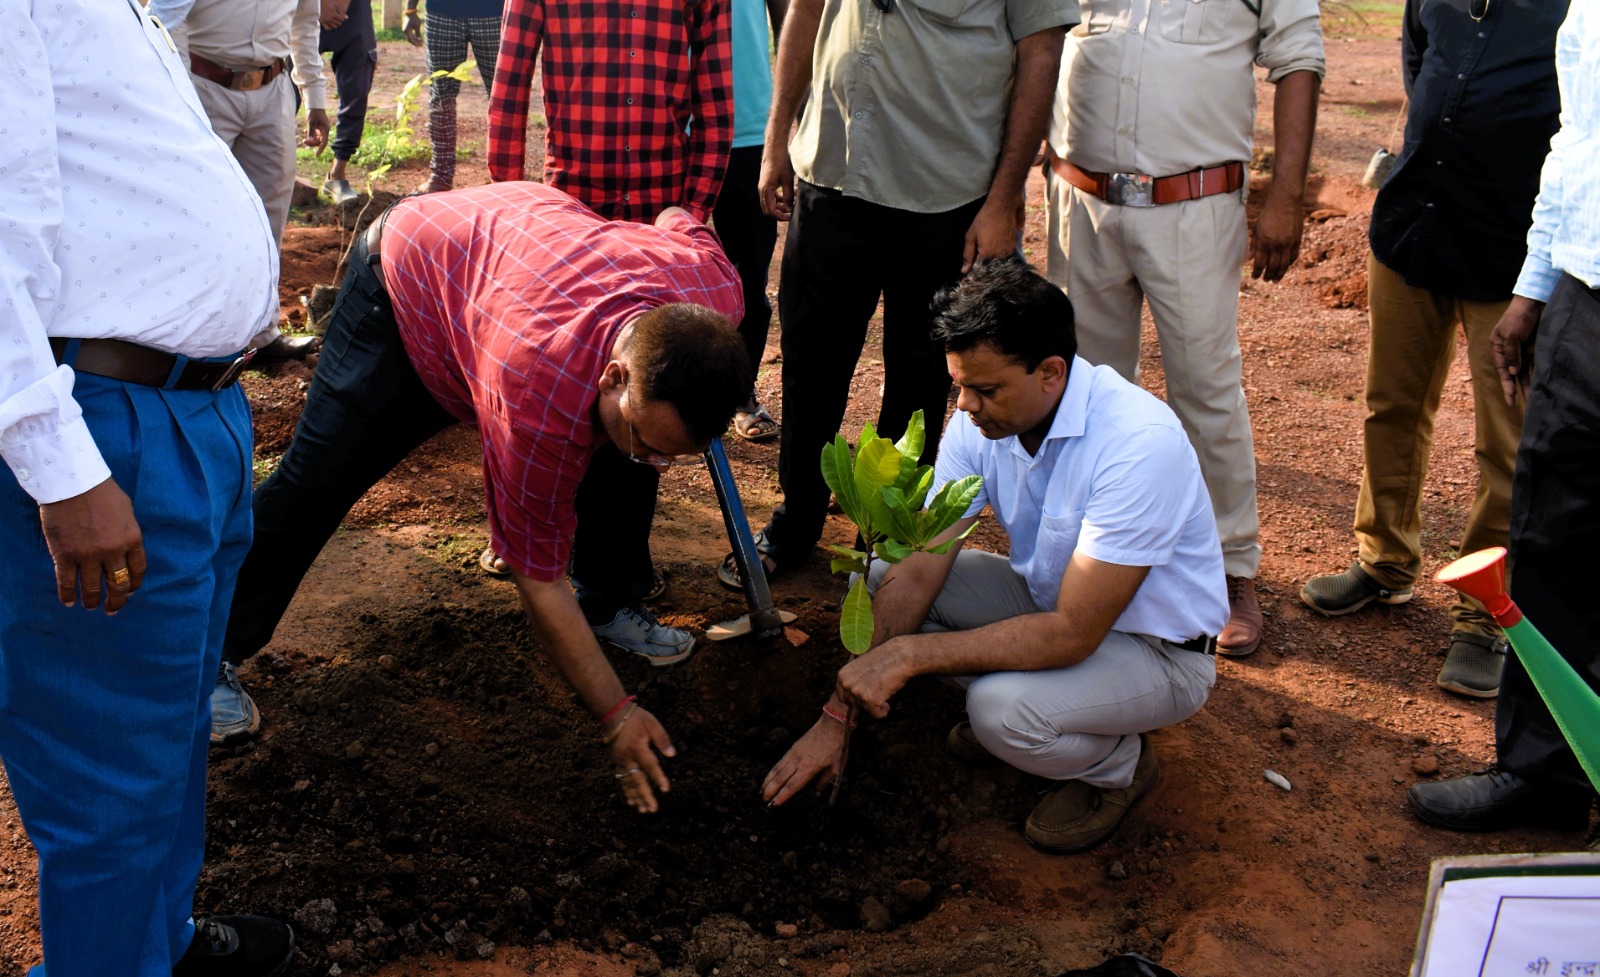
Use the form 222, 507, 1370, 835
173, 915, 294, 977
1407, 765, 1593, 832
255, 334, 321, 361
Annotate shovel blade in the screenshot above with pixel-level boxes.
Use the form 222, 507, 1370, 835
706, 609, 797, 642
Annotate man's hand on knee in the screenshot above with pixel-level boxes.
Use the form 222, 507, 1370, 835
39, 478, 146, 614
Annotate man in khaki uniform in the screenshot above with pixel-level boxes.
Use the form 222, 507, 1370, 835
1045, 0, 1325, 656
149, 0, 329, 359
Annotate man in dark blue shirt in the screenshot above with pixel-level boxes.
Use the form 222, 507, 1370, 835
1301, 0, 1566, 699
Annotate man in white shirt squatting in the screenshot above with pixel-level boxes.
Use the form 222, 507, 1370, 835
763, 259, 1227, 853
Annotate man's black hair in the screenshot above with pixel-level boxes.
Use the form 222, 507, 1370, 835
930, 257, 1077, 371
626, 303, 754, 443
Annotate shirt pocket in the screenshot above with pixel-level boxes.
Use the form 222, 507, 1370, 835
1037, 510, 1086, 562
1158, 0, 1234, 45
907, 0, 972, 27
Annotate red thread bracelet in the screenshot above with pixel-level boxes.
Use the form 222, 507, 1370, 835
821, 703, 857, 729
600, 694, 637, 725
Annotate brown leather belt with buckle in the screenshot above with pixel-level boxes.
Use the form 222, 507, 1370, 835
1050, 151, 1244, 208
50, 338, 256, 392
189, 53, 287, 92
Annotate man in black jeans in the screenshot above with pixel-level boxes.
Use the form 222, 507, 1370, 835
722, 0, 1074, 589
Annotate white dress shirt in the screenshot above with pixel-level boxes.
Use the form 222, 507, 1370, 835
1514, 0, 1600, 301
148, 0, 329, 111
934, 356, 1229, 643
0, 0, 277, 505
1049, 0, 1325, 177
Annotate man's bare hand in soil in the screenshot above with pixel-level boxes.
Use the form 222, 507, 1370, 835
762, 716, 846, 806
835, 638, 913, 719
607, 707, 676, 814
39, 478, 146, 615
1493, 295, 1545, 407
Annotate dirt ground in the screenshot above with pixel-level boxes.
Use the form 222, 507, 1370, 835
1, 11, 1590, 977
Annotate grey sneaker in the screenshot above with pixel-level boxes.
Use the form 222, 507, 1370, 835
1300, 562, 1413, 616
321, 178, 360, 206
591, 604, 695, 667
1436, 632, 1508, 698
210, 661, 261, 747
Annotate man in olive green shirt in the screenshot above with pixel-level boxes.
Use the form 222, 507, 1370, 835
722, 0, 1078, 590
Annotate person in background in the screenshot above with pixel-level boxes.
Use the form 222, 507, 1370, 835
318, 0, 380, 205
716, 0, 788, 443
724, 0, 1076, 591
1302, 0, 1568, 700
149, 0, 330, 361
2, 0, 296, 972
1407, 0, 1600, 836
1043, 0, 1325, 657
404, 0, 505, 193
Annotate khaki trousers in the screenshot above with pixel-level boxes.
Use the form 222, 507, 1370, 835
1046, 173, 1259, 578
1357, 254, 1523, 635
192, 71, 296, 349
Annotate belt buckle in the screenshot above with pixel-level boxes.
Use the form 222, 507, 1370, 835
1108, 172, 1155, 207
235, 69, 264, 92
211, 349, 257, 391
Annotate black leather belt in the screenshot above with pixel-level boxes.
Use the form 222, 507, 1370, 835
1173, 635, 1217, 656
50, 337, 255, 392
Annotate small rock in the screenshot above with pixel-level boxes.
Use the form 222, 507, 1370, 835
344, 740, 365, 760
860, 896, 891, 933
425, 742, 440, 757
378, 654, 398, 672
1108, 860, 1128, 880
775, 923, 798, 939
1279, 727, 1299, 746
895, 878, 932, 902
1364, 852, 1381, 863
1275, 710, 1295, 728
475, 940, 496, 960
784, 627, 810, 647
293, 779, 311, 792
1411, 756, 1439, 776
294, 898, 338, 936
828, 964, 852, 977
1264, 769, 1292, 791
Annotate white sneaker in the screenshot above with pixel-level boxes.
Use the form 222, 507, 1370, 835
210, 661, 261, 746
590, 604, 695, 666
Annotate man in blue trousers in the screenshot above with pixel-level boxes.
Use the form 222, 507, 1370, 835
0, 0, 294, 974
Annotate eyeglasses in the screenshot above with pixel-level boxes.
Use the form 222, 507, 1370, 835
623, 389, 695, 470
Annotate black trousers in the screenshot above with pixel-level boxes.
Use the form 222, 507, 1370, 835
761, 182, 983, 563
320, 0, 378, 163
1498, 273, 1600, 796
713, 145, 779, 392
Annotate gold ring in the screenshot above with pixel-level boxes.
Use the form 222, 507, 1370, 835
109, 567, 131, 587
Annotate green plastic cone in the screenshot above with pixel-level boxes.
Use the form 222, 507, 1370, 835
1437, 548, 1600, 792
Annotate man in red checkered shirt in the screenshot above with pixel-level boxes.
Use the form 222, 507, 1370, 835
481, 0, 734, 664
216, 183, 750, 808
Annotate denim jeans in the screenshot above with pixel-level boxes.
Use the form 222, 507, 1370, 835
224, 231, 456, 661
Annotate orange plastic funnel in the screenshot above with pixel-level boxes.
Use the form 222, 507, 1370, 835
1436, 547, 1521, 627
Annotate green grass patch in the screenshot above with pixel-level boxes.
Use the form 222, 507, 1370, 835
1322, 0, 1404, 38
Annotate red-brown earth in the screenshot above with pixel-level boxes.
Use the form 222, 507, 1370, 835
3, 7, 1588, 976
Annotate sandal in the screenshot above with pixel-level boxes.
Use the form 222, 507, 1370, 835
717, 531, 783, 591
478, 546, 512, 579
732, 404, 780, 443
644, 567, 668, 601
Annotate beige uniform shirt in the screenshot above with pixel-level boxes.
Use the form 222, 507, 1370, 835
791, 0, 1079, 214
152, 0, 328, 110
1048, 0, 1323, 177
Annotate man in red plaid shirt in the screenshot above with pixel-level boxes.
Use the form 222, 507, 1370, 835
215, 183, 751, 809
482, 0, 735, 663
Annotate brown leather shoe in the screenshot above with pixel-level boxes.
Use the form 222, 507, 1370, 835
1217, 575, 1263, 657
1025, 735, 1160, 854
946, 721, 1001, 767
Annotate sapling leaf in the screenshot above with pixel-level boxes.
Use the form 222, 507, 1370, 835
840, 577, 874, 654
831, 556, 869, 575
893, 410, 926, 469
827, 544, 867, 561
925, 475, 984, 535
874, 538, 914, 563
820, 436, 863, 528
924, 518, 980, 554
906, 465, 935, 513
854, 435, 903, 505
877, 486, 920, 543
